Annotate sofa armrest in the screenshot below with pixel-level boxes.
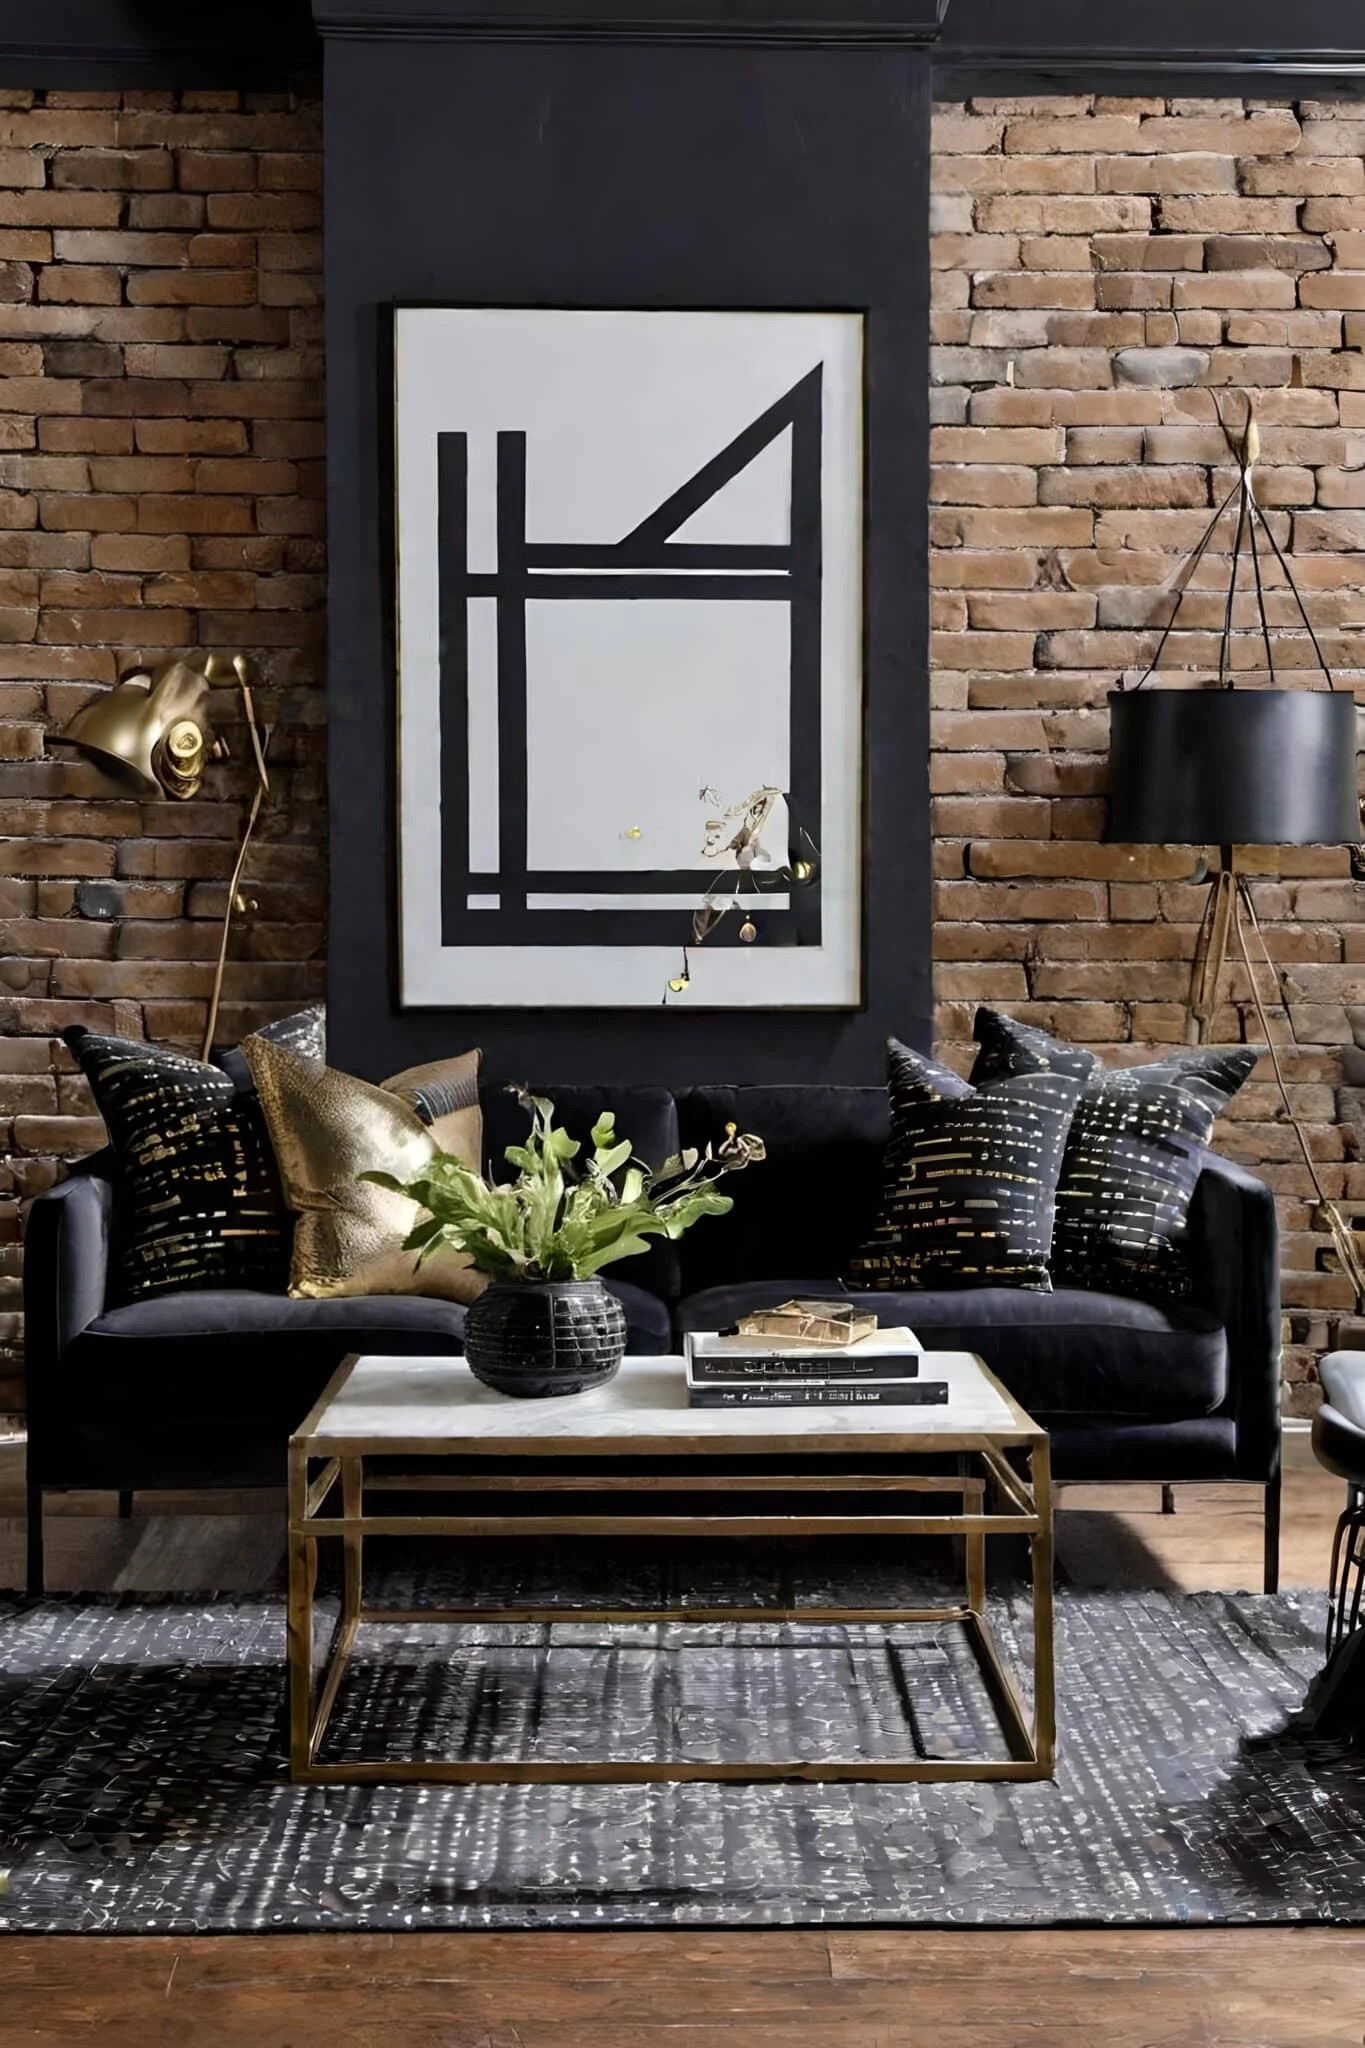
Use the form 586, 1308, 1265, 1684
1187, 1150, 1281, 1479
22, 1170, 114, 1478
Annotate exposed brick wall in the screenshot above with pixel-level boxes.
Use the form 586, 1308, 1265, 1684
930, 94, 1365, 1417
0, 87, 325, 1418
4, 84, 1362, 1426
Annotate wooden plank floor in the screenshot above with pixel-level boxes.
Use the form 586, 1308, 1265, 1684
0, 1431, 1359, 2046
1, 1928, 1363, 2047
0, 1428, 1342, 1596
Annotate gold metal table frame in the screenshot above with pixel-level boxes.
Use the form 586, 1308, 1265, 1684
287, 1355, 1055, 1787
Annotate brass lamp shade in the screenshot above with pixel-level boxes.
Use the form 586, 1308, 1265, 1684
54, 659, 214, 799
51, 650, 268, 1062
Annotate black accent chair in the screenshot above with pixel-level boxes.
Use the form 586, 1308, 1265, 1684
22, 1080, 1283, 1594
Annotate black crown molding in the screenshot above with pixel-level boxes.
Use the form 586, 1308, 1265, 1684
0, 2, 318, 82
310, 0, 950, 43
936, 46, 1365, 95
935, 0, 1365, 90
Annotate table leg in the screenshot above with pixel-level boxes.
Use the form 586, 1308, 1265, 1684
1030, 1439, 1056, 1775
961, 1459, 986, 1616
342, 1456, 363, 1626
287, 1448, 316, 1778
966, 1512, 986, 1618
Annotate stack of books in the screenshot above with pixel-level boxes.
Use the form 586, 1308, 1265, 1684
684, 1324, 946, 1408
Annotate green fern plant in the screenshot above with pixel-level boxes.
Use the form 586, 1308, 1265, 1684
364, 1087, 764, 1284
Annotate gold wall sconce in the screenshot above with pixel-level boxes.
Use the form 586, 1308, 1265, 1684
52, 653, 271, 1061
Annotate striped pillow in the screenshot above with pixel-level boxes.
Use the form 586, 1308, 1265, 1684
845, 1039, 1082, 1293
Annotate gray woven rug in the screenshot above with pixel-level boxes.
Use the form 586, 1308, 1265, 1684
1, 1565, 1362, 1932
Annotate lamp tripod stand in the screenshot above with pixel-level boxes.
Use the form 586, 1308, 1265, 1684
1107, 392, 1365, 1309
1190, 849, 1365, 1305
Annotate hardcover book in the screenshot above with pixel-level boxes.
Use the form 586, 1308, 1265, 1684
687, 1379, 948, 1409
686, 1325, 921, 1384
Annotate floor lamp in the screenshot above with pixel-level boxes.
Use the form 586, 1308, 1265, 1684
52, 652, 270, 1061
1106, 399, 1365, 1304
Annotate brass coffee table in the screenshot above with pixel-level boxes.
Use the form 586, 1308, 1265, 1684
287, 1350, 1055, 1786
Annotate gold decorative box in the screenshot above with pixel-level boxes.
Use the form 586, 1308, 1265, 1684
734, 1299, 878, 1348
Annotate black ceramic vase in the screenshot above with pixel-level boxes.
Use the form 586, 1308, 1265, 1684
463, 1277, 627, 1397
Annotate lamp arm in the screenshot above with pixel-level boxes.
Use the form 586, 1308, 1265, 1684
200, 659, 271, 1062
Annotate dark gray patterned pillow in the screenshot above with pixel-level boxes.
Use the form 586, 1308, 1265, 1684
65, 1028, 290, 1304
844, 1040, 1082, 1293
968, 1010, 1258, 1302
971, 1007, 1099, 1086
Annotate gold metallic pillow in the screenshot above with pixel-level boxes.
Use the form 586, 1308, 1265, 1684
382, 1051, 482, 1168
241, 1036, 485, 1304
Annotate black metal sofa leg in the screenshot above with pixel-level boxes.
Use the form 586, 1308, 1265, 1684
1264, 1468, 1282, 1596
26, 1483, 43, 1598
118, 1490, 133, 1521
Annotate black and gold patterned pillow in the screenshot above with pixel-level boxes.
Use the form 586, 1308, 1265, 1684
971, 1007, 1098, 1086
968, 1010, 1258, 1302
844, 1040, 1083, 1293
64, 1028, 290, 1304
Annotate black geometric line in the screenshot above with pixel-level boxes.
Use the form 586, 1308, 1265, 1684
442, 907, 803, 949
616, 366, 820, 558
496, 430, 528, 917
525, 543, 791, 571
467, 573, 792, 602
437, 431, 468, 946
787, 363, 824, 949
466, 868, 770, 892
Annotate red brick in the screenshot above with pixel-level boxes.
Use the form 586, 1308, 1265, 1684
175, 150, 255, 192
126, 269, 255, 306
128, 194, 204, 231
39, 607, 192, 645
0, 191, 120, 228
51, 150, 172, 190
133, 494, 254, 533
89, 533, 190, 571
39, 417, 134, 454
39, 265, 121, 304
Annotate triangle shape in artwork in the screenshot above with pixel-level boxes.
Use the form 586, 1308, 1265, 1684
616, 366, 820, 560
667, 427, 792, 547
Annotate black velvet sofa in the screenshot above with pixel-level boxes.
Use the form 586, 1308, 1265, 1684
22, 1080, 1283, 1593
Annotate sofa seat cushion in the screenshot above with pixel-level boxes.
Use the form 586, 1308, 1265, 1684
78, 1272, 672, 1359
675, 1280, 1228, 1421
48, 1291, 467, 1491
45, 1278, 671, 1491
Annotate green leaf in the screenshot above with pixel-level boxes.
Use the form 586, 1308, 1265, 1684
592, 1138, 633, 1180
365, 1087, 756, 1282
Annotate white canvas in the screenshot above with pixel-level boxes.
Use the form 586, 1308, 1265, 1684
394, 306, 864, 1008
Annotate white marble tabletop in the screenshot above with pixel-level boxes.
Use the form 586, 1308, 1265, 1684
297, 1352, 1038, 1453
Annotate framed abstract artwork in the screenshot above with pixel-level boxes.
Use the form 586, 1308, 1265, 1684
393, 305, 864, 1008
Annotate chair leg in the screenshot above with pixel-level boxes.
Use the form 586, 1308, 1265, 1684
117, 1490, 133, 1521
26, 1482, 44, 1598
1161, 1483, 1177, 1515
1264, 1467, 1282, 1596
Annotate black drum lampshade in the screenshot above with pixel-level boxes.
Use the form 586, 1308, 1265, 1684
1107, 687, 1360, 848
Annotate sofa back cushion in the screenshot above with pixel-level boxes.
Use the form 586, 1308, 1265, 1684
481, 1083, 682, 1302
675, 1085, 889, 1293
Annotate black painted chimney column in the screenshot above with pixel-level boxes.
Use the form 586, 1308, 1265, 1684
315, 0, 946, 1085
